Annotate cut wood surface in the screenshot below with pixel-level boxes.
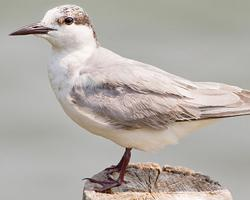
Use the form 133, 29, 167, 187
83, 163, 233, 200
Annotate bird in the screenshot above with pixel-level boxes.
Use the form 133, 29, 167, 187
10, 4, 250, 192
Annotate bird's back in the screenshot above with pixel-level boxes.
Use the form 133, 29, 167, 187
81, 47, 250, 122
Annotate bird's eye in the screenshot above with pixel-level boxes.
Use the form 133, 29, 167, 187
64, 17, 74, 25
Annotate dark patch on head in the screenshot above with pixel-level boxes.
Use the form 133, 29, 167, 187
56, 11, 90, 26
56, 5, 98, 43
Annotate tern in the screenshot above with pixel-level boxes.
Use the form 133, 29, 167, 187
10, 5, 250, 192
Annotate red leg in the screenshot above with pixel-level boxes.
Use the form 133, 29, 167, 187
117, 148, 131, 183
84, 148, 132, 192
104, 148, 130, 173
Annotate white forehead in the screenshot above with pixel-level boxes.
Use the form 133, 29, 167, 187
41, 5, 85, 25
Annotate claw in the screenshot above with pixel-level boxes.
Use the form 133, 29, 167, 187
83, 178, 113, 185
105, 164, 122, 174
104, 165, 117, 171
95, 181, 121, 192
83, 177, 122, 192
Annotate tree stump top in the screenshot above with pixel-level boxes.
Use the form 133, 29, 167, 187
83, 163, 232, 200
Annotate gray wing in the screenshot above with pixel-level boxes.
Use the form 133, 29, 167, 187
70, 83, 200, 130
70, 48, 250, 130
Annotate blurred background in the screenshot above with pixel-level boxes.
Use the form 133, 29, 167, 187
1, 0, 250, 199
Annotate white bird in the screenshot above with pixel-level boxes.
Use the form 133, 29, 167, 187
10, 5, 250, 191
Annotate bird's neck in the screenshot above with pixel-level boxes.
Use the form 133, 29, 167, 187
52, 42, 97, 64
48, 42, 98, 100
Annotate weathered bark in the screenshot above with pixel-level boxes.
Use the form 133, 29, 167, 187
83, 163, 233, 200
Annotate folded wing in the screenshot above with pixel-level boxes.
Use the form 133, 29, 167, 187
71, 48, 250, 130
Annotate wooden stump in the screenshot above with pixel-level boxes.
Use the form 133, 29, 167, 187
83, 163, 233, 200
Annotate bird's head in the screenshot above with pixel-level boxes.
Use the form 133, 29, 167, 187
10, 5, 98, 50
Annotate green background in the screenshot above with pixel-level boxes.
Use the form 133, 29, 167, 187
1, 0, 250, 199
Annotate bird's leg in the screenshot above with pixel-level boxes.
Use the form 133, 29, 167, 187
84, 148, 132, 192
116, 148, 131, 183
104, 148, 130, 174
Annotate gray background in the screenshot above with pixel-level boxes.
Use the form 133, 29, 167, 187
1, 0, 250, 199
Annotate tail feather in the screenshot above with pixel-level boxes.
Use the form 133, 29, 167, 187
191, 82, 250, 119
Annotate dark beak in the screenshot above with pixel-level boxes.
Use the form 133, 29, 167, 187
9, 23, 57, 36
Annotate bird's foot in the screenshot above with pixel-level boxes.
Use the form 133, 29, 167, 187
83, 148, 131, 192
105, 165, 118, 171
83, 178, 122, 192
104, 165, 121, 174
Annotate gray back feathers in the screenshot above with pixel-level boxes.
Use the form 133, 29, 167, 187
70, 47, 250, 130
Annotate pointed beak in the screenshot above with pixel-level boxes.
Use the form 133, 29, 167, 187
9, 23, 57, 36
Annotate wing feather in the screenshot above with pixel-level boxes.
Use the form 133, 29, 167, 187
69, 47, 250, 130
